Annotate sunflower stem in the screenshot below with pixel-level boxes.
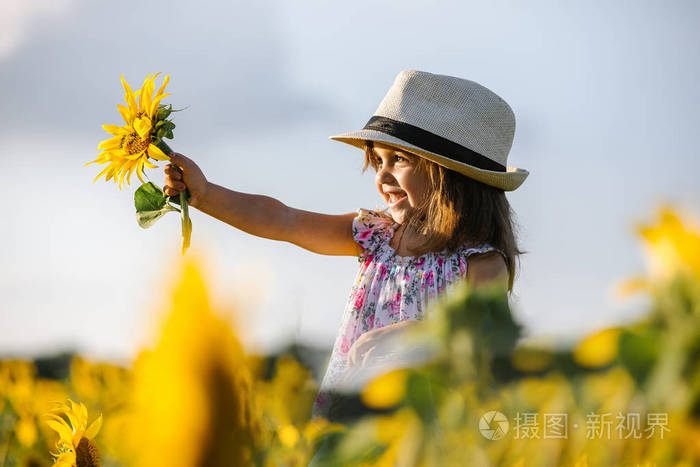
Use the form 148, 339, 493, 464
180, 189, 191, 255
156, 140, 191, 255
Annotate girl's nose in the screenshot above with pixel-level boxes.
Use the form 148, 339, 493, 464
376, 165, 395, 184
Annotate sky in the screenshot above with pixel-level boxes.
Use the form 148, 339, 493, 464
1, 0, 699, 364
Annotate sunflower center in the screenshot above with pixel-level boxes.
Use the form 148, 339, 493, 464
120, 133, 151, 155
76, 437, 101, 467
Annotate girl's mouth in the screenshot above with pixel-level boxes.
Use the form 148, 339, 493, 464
387, 191, 408, 207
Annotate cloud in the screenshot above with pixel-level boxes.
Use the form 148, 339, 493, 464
0, 0, 79, 60
0, 0, 341, 139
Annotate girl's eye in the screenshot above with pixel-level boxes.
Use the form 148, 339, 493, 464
372, 154, 409, 168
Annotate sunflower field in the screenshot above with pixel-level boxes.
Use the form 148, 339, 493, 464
1, 204, 699, 467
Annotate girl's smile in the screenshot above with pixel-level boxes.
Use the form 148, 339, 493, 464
370, 142, 430, 224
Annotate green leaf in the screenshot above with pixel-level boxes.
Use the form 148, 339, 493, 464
134, 182, 179, 229
155, 104, 172, 121
405, 371, 438, 425
618, 325, 660, 385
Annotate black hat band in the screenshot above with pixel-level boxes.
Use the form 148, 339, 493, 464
363, 115, 506, 172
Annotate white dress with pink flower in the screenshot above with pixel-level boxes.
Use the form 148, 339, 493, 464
311, 208, 504, 419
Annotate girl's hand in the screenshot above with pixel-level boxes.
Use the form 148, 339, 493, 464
163, 152, 209, 209
347, 320, 419, 368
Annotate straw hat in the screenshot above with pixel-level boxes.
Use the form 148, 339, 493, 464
329, 69, 529, 191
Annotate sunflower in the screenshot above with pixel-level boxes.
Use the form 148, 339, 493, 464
86, 73, 171, 190
45, 399, 102, 467
127, 258, 263, 466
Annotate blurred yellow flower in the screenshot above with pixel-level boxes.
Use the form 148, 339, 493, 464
14, 416, 38, 447
278, 424, 300, 447
1, 360, 69, 449
127, 256, 262, 467
614, 275, 651, 299
573, 327, 621, 368
264, 354, 317, 427
360, 368, 409, 409
85, 73, 170, 189
44, 399, 102, 467
636, 205, 700, 283
303, 417, 345, 446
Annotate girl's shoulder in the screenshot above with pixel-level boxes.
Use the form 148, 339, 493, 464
351, 208, 507, 266
459, 242, 508, 267
352, 208, 395, 259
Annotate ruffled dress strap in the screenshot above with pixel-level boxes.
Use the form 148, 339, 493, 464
352, 208, 394, 262
461, 243, 509, 268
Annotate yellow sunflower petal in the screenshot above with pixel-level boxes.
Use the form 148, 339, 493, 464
50, 400, 69, 409
80, 403, 89, 429
147, 144, 169, 161
109, 158, 130, 182
143, 159, 158, 169
45, 418, 73, 443
65, 411, 81, 436
89, 151, 114, 165
136, 159, 146, 184
97, 137, 121, 151
140, 74, 157, 115
54, 451, 77, 467
68, 399, 86, 433
126, 163, 137, 185
127, 149, 147, 160
150, 75, 170, 117
117, 104, 133, 125
84, 414, 102, 440
121, 75, 139, 114
138, 74, 152, 110
149, 93, 171, 118
155, 74, 170, 98
103, 164, 118, 183
134, 89, 142, 110
118, 162, 135, 190
102, 124, 131, 136
133, 116, 152, 139
67, 399, 79, 416
92, 165, 112, 183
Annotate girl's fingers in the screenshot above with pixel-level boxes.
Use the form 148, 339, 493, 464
164, 166, 182, 180
348, 348, 357, 367
163, 186, 180, 196
169, 152, 190, 170
360, 346, 376, 368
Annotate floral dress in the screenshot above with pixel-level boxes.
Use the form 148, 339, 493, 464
311, 208, 505, 420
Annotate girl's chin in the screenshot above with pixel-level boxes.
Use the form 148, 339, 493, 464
389, 206, 409, 224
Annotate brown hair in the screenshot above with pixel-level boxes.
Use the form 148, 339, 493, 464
362, 140, 526, 292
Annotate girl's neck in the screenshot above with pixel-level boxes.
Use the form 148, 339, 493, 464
390, 223, 430, 257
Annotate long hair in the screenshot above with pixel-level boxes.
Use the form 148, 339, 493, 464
362, 140, 526, 292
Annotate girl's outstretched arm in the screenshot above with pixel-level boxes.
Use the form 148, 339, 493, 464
164, 152, 361, 257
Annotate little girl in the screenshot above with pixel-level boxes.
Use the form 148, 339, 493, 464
162, 69, 529, 421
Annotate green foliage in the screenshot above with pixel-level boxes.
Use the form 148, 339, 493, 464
152, 104, 176, 146
618, 324, 660, 385
134, 182, 179, 229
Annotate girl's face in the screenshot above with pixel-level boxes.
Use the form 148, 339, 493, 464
370, 142, 431, 224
